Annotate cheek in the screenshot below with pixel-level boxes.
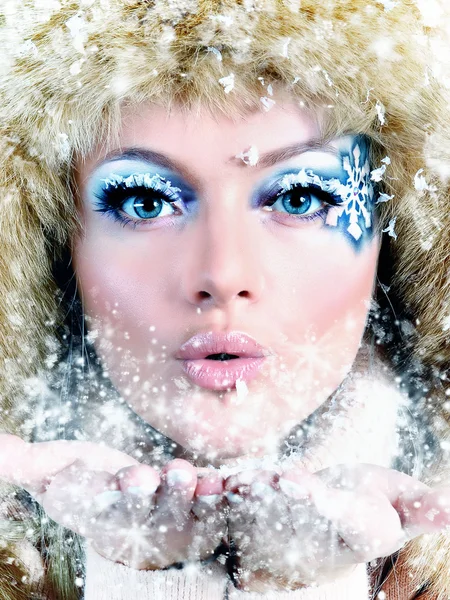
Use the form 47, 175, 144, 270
72, 232, 168, 325
267, 232, 379, 389
303, 244, 377, 335
269, 230, 378, 336
73, 224, 378, 343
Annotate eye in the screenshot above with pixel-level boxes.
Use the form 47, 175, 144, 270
266, 185, 331, 217
121, 191, 176, 220
93, 173, 186, 226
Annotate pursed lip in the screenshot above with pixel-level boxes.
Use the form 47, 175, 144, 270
175, 331, 271, 391
176, 331, 270, 360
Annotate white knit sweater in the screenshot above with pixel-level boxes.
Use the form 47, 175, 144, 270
85, 550, 371, 599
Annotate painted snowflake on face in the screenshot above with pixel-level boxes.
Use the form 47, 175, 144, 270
278, 137, 375, 249
326, 140, 374, 244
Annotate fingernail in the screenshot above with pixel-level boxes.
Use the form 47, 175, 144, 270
196, 494, 221, 505
226, 491, 244, 504
94, 491, 123, 511
279, 478, 309, 498
166, 469, 193, 487
126, 483, 158, 496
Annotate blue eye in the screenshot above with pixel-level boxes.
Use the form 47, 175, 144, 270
121, 193, 176, 219
94, 173, 184, 225
264, 184, 335, 218
270, 187, 324, 215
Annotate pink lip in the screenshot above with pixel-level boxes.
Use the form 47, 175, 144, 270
176, 331, 270, 391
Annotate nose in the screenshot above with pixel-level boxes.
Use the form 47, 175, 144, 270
181, 207, 265, 310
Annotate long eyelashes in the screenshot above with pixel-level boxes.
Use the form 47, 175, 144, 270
101, 173, 182, 201
94, 173, 184, 227
93, 171, 339, 228
94, 185, 178, 214
265, 180, 340, 210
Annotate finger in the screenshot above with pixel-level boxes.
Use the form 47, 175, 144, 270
281, 464, 434, 551
108, 464, 162, 521
195, 469, 223, 496
116, 464, 160, 498
279, 467, 330, 500
277, 473, 353, 571
312, 464, 450, 551
153, 459, 197, 528
192, 470, 225, 519
89, 466, 162, 567
97, 460, 198, 568
40, 460, 120, 536
314, 463, 429, 500
279, 469, 404, 563
226, 469, 300, 567
225, 469, 278, 494
191, 472, 228, 562
314, 488, 405, 561
0, 435, 138, 495
227, 475, 290, 559
396, 485, 450, 537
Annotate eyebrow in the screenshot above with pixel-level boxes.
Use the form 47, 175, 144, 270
99, 140, 339, 185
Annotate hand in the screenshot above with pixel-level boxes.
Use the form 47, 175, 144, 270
0, 435, 227, 569
225, 463, 450, 592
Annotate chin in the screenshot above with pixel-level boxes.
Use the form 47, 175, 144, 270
181, 429, 283, 467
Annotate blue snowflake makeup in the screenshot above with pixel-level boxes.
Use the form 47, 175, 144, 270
271, 136, 375, 249
92, 167, 194, 228
90, 136, 375, 248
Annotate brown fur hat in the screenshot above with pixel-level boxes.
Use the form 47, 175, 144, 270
1, 0, 450, 598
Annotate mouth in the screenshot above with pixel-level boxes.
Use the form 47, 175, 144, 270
176, 331, 270, 391
205, 353, 240, 361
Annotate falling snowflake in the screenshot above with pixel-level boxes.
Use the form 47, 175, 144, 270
70, 59, 84, 76
442, 315, 450, 332
378, 0, 398, 11
219, 73, 235, 93
65, 13, 87, 54
414, 168, 437, 192
376, 193, 394, 204
18, 39, 38, 58
382, 217, 397, 240
260, 96, 276, 111
421, 238, 433, 251
280, 37, 291, 58
376, 101, 386, 125
207, 47, 222, 61
56, 132, 71, 161
235, 378, 249, 403
371, 156, 390, 182
209, 14, 234, 27
235, 146, 259, 166
322, 69, 333, 87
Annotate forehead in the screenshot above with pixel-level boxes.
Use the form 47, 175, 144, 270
79, 98, 321, 177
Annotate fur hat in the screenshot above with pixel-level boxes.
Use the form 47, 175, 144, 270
1, 0, 450, 598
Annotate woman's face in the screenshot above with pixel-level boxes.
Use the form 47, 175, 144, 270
73, 98, 380, 463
